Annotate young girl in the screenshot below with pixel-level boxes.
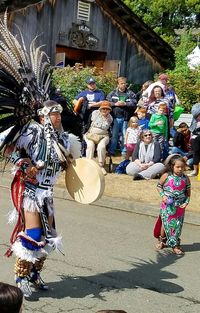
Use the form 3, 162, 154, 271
154, 155, 191, 255
124, 116, 141, 159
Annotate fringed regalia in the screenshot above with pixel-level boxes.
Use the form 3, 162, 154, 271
0, 12, 81, 297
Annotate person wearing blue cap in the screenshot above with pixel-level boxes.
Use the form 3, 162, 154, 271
73, 77, 105, 119
73, 77, 105, 154
86, 77, 96, 84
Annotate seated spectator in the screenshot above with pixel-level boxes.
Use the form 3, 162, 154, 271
171, 122, 193, 168
0, 282, 23, 313
149, 103, 168, 154
124, 116, 141, 159
188, 113, 200, 176
136, 108, 149, 130
106, 76, 137, 156
126, 130, 165, 180
84, 101, 113, 175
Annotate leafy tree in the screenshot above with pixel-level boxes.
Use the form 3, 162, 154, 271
123, 0, 200, 45
166, 32, 200, 111
123, 0, 200, 110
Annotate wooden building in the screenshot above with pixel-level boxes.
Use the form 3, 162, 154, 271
0, 0, 174, 83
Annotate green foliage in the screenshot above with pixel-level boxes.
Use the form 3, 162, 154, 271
167, 70, 200, 111
123, 0, 200, 45
166, 32, 200, 111
52, 66, 117, 108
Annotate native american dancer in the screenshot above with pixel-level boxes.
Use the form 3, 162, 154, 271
0, 13, 81, 297
5, 101, 80, 297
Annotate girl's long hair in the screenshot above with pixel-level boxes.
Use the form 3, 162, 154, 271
165, 155, 186, 174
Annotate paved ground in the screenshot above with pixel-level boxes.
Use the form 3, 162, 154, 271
0, 174, 200, 313
1, 169, 200, 226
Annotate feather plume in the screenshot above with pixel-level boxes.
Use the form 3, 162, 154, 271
0, 11, 52, 150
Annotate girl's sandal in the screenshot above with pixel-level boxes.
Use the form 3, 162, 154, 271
155, 241, 166, 250
173, 247, 184, 255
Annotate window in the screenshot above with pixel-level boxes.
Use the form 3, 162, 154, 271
77, 1, 91, 22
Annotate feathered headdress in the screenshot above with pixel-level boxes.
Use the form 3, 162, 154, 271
0, 11, 51, 150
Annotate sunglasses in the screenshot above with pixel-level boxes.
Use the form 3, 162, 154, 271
101, 108, 110, 111
144, 134, 152, 137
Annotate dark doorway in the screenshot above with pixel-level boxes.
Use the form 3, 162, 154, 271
56, 45, 107, 67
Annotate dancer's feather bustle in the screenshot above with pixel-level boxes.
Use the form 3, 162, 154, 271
0, 11, 51, 149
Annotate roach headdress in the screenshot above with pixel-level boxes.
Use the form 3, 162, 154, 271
0, 11, 51, 150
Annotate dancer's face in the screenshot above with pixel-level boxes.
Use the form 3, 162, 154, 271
173, 160, 185, 176
49, 112, 62, 129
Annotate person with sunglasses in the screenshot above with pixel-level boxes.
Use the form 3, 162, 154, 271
126, 130, 165, 180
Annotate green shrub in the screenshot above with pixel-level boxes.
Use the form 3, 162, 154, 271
165, 32, 200, 112
167, 70, 200, 112
52, 66, 117, 109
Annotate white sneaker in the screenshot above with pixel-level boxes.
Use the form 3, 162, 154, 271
188, 171, 198, 177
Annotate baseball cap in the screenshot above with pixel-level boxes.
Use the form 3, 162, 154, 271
86, 77, 96, 84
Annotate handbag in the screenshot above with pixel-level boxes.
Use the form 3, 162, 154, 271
85, 131, 105, 144
115, 159, 130, 174
85, 112, 108, 144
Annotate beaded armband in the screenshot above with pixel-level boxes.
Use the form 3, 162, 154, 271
157, 182, 165, 197
10, 151, 29, 173
9, 151, 22, 165
159, 191, 165, 197
185, 197, 190, 204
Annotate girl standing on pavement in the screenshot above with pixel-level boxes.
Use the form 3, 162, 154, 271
154, 155, 191, 255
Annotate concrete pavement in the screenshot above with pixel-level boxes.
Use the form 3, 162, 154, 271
0, 184, 200, 313
0, 170, 200, 226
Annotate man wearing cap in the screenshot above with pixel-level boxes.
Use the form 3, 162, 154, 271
73, 78, 105, 154
106, 76, 137, 156
73, 78, 105, 128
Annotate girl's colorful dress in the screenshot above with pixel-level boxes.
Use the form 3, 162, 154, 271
157, 174, 190, 247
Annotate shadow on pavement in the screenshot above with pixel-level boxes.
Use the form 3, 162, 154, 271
181, 242, 200, 252
27, 251, 184, 301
